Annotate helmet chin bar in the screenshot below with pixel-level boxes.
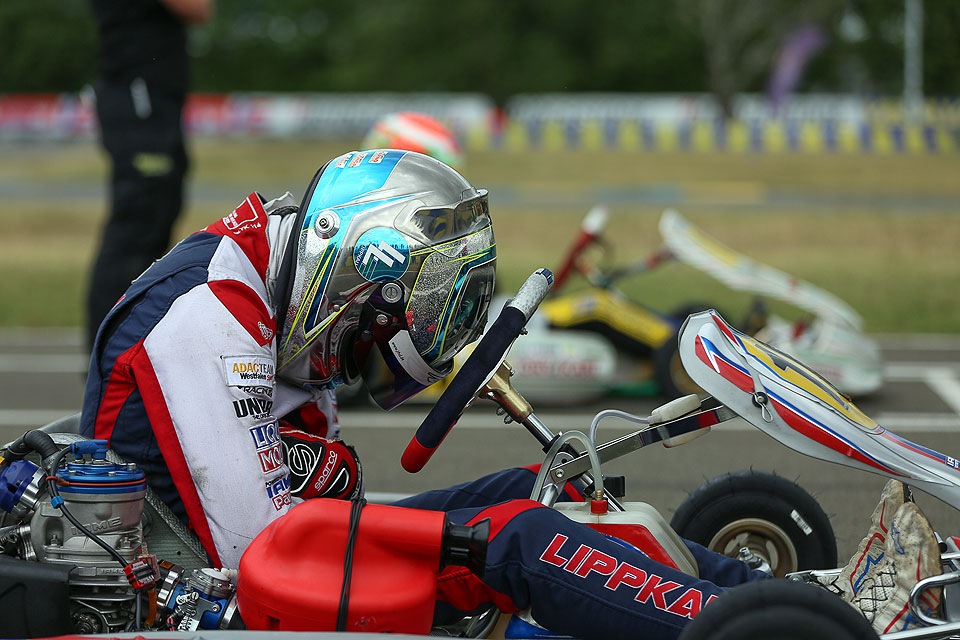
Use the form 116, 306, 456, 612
339, 327, 362, 385
351, 282, 408, 376
286, 283, 382, 390
352, 281, 456, 410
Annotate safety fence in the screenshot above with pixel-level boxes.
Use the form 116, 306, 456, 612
2, 92, 958, 154
472, 118, 958, 154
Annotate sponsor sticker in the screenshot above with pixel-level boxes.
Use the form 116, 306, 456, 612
348, 152, 367, 167
539, 533, 717, 619
249, 421, 283, 473
222, 198, 261, 233
223, 355, 275, 387
234, 397, 273, 420
265, 475, 292, 511
353, 227, 409, 282
370, 150, 387, 164
387, 331, 445, 386
240, 385, 273, 399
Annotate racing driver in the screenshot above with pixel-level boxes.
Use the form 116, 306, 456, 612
81, 149, 940, 638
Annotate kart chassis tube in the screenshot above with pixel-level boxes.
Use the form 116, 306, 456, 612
547, 401, 738, 485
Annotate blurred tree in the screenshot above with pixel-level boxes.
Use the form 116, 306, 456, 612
2, 0, 959, 103
921, 3, 960, 96
677, 0, 845, 118
838, 0, 960, 96
190, 0, 705, 102
0, 0, 97, 91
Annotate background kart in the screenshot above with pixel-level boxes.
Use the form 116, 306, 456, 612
413, 206, 883, 406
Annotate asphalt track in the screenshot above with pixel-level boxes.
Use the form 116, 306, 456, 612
1, 329, 959, 561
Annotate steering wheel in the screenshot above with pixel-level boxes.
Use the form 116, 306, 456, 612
401, 269, 554, 472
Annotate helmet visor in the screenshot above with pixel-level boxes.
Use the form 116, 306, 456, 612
358, 263, 494, 410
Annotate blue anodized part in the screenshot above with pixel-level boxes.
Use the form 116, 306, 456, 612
56, 447, 146, 495
168, 582, 230, 629
70, 439, 110, 456
504, 612, 575, 639
0, 459, 41, 513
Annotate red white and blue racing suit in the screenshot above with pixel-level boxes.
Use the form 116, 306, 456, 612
81, 193, 768, 639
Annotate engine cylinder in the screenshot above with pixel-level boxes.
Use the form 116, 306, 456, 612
28, 451, 147, 632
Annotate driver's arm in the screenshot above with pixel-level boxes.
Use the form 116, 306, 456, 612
132, 278, 291, 569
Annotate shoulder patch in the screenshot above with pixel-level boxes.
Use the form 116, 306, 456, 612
205, 193, 271, 279
223, 355, 275, 387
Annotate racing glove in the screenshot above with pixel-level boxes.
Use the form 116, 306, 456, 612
279, 426, 362, 500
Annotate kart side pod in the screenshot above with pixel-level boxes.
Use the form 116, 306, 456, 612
236, 498, 488, 634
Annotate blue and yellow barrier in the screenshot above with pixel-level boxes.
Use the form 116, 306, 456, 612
467, 119, 959, 154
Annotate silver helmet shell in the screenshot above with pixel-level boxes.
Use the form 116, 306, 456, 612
276, 149, 496, 408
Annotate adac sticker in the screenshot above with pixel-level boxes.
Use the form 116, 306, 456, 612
223, 355, 275, 387
353, 227, 409, 282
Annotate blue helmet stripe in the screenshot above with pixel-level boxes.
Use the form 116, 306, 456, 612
301, 150, 407, 231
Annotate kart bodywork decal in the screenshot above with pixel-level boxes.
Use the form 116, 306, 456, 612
694, 332, 901, 476
682, 308, 960, 509
880, 430, 960, 470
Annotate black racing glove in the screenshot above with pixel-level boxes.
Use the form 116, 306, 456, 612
279, 426, 362, 500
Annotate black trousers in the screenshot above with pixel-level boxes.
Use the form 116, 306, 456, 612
87, 76, 188, 349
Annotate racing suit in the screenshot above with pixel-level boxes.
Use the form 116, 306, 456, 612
81, 193, 768, 639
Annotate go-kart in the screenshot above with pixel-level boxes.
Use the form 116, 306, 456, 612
0, 270, 952, 639
470, 206, 883, 404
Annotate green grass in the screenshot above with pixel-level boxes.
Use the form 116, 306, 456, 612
3, 140, 959, 332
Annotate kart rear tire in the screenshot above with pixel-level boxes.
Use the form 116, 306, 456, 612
670, 470, 836, 577
677, 580, 879, 640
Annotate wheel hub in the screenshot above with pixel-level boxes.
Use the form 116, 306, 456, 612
707, 518, 799, 577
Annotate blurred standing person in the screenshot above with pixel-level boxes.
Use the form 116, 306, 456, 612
86, 0, 213, 350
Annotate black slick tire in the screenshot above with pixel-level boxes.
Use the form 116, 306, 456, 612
670, 470, 837, 577
677, 580, 878, 640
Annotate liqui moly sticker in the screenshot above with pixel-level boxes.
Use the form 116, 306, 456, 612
249, 421, 283, 474
223, 355, 275, 386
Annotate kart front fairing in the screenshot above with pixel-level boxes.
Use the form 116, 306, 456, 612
679, 310, 960, 510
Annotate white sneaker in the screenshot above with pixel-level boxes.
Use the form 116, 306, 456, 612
833, 480, 909, 598
812, 480, 908, 598
846, 501, 942, 633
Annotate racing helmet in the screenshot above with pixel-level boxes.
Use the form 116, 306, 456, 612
275, 149, 495, 410
362, 112, 463, 169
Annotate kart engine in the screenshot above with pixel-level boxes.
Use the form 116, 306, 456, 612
0, 433, 241, 635
0, 437, 150, 633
